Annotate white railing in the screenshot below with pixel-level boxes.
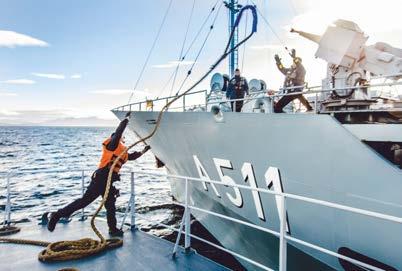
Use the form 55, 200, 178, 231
112, 81, 402, 115
1, 168, 401, 271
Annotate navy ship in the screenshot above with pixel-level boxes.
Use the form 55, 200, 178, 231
112, 3, 402, 271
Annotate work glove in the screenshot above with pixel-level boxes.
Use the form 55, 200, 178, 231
291, 48, 296, 58
143, 145, 151, 153
274, 54, 281, 64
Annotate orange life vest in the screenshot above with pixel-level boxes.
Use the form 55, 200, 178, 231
98, 137, 128, 173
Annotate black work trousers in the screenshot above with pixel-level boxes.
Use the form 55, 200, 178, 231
230, 100, 244, 112
56, 167, 120, 231
274, 93, 313, 113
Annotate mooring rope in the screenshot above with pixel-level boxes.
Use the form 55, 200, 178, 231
0, 4, 257, 268
0, 225, 20, 236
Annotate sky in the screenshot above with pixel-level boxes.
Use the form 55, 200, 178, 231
1, 0, 402, 126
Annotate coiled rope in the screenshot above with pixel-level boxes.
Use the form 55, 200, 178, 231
0, 225, 20, 236
0, 196, 123, 263
0, 4, 257, 267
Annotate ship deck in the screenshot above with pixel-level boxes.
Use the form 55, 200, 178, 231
0, 220, 229, 271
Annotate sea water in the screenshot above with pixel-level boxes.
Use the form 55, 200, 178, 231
0, 126, 244, 270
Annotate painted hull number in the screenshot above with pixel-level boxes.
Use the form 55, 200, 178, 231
193, 155, 290, 232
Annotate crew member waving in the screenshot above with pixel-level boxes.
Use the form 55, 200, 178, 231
47, 112, 150, 237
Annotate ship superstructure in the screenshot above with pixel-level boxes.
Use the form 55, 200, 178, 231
112, 8, 402, 271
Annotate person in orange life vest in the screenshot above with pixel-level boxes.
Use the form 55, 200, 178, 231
47, 112, 150, 237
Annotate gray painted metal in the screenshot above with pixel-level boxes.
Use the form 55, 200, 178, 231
343, 124, 402, 142
0, 221, 229, 271
113, 110, 402, 271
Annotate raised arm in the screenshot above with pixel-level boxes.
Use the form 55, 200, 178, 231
106, 113, 130, 151
274, 54, 289, 76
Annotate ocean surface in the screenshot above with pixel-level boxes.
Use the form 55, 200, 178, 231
0, 126, 244, 270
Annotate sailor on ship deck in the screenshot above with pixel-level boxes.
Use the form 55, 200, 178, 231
273, 49, 313, 113
226, 68, 249, 112
47, 112, 151, 237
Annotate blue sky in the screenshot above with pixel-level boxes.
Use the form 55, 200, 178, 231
1, 0, 400, 125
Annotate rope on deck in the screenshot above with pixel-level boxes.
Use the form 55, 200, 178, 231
0, 225, 20, 236
0, 4, 257, 267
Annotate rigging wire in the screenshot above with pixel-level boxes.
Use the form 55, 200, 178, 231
127, 0, 174, 104
169, 0, 196, 97
241, 0, 250, 71
157, 0, 220, 98
175, 1, 224, 96
249, 0, 286, 48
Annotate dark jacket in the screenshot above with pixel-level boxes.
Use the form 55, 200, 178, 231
106, 118, 143, 161
276, 61, 306, 91
226, 76, 249, 99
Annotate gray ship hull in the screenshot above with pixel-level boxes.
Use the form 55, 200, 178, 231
113, 110, 402, 271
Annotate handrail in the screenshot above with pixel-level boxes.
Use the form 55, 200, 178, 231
112, 89, 207, 112
111, 80, 402, 114
1, 168, 400, 271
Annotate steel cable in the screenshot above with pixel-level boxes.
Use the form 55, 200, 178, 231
169, 0, 196, 97
128, 0, 174, 104
158, 0, 220, 98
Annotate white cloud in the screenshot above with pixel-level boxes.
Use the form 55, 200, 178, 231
0, 30, 48, 48
1, 79, 36, 85
71, 74, 82, 79
153, 60, 194, 68
0, 91, 17, 97
0, 109, 20, 116
32, 73, 65, 79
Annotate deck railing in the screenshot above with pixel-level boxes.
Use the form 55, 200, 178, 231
112, 81, 402, 114
1, 168, 401, 271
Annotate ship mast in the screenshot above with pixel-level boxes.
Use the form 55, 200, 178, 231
224, 0, 241, 77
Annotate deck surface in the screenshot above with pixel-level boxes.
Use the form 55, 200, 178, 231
0, 220, 229, 271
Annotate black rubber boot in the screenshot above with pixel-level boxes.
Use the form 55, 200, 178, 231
109, 228, 124, 237
47, 212, 61, 232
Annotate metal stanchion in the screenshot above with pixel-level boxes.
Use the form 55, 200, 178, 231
278, 195, 287, 271
184, 178, 191, 252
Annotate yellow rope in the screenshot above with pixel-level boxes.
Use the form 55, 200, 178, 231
0, 225, 20, 236
0, 91, 182, 264
0, 46, 221, 266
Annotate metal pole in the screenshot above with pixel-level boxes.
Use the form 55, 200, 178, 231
184, 178, 191, 252
183, 95, 186, 111
80, 170, 86, 220
270, 97, 274, 113
4, 174, 11, 225
172, 214, 186, 257
227, 0, 239, 77
314, 93, 318, 113
279, 195, 287, 271
130, 172, 136, 230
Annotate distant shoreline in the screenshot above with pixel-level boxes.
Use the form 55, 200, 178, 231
0, 124, 115, 128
